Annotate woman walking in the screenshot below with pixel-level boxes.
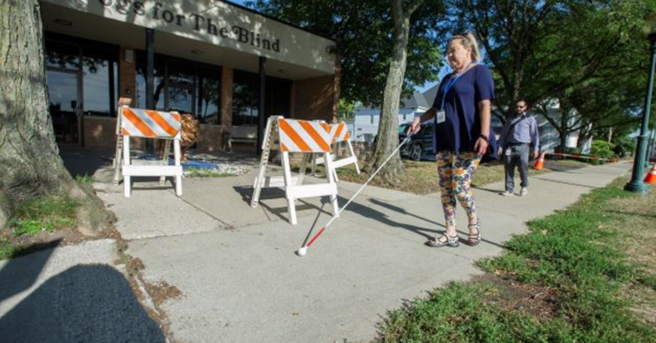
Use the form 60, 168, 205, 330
408, 33, 497, 247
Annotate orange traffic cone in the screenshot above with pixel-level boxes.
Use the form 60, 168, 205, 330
534, 152, 545, 170
644, 163, 656, 184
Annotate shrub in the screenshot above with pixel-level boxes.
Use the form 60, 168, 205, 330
614, 136, 636, 156
590, 140, 615, 160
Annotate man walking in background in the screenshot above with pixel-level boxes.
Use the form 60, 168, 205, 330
498, 99, 540, 196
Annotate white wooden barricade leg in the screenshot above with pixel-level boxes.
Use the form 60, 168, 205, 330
323, 150, 340, 219
173, 138, 182, 196
281, 151, 297, 224
297, 153, 309, 186
160, 140, 171, 186
123, 136, 182, 197
113, 98, 132, 186
329, 140, 361, 179
251, 116, 277, 208
312, 141, 360, 182
123, 135, 131, 197
114, 106, 125, 186
311, 151, 337, 180
281, 151, 338, 225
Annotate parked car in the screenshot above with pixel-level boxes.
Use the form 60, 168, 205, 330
399, 122, 434, 161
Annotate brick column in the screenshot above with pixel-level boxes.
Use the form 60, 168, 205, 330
293, 75, 335, 122
221, 67, 233, 150
221, 67, 233, 127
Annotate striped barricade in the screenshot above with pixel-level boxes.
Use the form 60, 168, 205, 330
251, 116, 339, 225
119, 107, 183, 197
312, 121, 360, 181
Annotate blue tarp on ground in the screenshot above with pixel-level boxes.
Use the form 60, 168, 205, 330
133, 154, 218, 170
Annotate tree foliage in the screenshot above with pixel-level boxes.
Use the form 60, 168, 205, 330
249, 0, 446, 107
445, 0, 656, 145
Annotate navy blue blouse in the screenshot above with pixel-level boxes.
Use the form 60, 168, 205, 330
431, 64, 498, 161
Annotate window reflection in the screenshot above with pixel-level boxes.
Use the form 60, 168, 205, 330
45, 35, 118, 117
197, 77, 220, 124
136, 54, 165, 110
46, 41, 80, 70
232, 71, 259, 126
168, 86, 193, 114
232, 71, 291, 126
82, 56, 113, 116
135, 52, 221, 123
47, 70, 78, 142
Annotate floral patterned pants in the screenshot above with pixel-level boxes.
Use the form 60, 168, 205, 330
436, 151, 481, 228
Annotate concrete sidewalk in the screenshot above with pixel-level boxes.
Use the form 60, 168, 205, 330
101, 160, 630, 343
0, 157, 631, 343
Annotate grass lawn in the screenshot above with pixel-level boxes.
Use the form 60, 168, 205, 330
0, 181, 90, 261
333, 159, 589, 195
371, 178, 656, 342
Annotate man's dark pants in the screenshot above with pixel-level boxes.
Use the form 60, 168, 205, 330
503, 144, 530, 192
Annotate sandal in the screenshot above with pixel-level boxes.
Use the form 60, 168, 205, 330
467, 222, 481, 246
426, 233, 460, 248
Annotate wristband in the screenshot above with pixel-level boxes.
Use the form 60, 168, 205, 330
479, 133, 489, 142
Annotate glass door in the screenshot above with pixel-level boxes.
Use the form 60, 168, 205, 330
47, 69, 82, 145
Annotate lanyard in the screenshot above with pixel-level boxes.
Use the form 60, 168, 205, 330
440, 62, 475, 110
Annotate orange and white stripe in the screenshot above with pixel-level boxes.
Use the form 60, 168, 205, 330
278, 118, 332, 152
329, 122, 351, 143
121, 108, 181, 138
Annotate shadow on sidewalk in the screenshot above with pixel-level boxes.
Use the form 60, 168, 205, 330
369, 198, 506, 248
340, 198, 439, 240
58, 144, 114, 178
234, 185, 505, 248
234, 186, 334, 222
0, 240, 59, 303
532, 177, 599, 189
0, 262, 165, 343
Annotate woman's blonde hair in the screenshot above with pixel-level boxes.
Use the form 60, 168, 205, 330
449, 32, 481, 62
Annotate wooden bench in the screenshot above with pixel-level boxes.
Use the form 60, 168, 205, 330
228, 125, 257, 150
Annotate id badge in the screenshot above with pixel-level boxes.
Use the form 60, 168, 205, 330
505, 148, 511, 156
436, 110, 446, 124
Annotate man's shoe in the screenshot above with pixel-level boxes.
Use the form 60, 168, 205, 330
520, 187, 528, 196
499, 191, 514, 196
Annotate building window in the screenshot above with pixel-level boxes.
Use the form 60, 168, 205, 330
197, 76, 220, 124
265, 76, 291, 119
232, 70, 259, 126
135, 53, 167, 111
45, 34, 119, 117
232, 70, 292, 126
82, 45, 118, 117
135, 52, 221, 124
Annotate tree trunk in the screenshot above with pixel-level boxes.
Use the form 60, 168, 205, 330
367, 0, 423, 184
577, 122, 593, 149
0, 0, 114, 233
559, 129, 568, 154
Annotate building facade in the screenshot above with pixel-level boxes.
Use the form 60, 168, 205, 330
40, 0, 338, 153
